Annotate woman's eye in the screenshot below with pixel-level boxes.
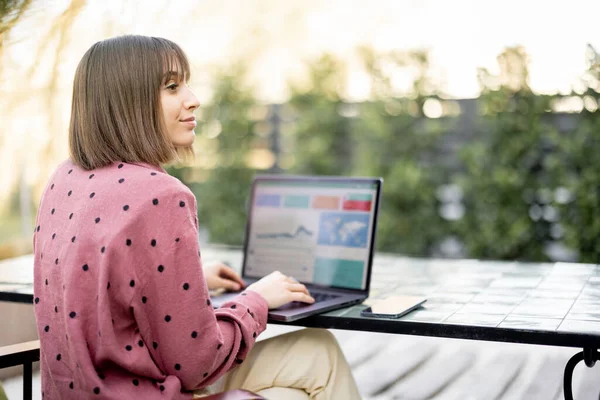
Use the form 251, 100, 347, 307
166, 83, 179, 91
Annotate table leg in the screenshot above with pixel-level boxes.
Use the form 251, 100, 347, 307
563, 348, 599, 400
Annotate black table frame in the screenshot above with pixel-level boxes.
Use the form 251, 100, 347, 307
3, 288, 600, 399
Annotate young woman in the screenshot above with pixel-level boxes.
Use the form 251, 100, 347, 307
32, 35, 361, 400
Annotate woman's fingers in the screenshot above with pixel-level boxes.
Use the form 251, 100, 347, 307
217, 277, 241, 291
218, 265, 246, 288
286, 283, 311, 296
289, 291, 315, 304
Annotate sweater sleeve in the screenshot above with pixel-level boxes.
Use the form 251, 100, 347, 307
125, 186, 268, 390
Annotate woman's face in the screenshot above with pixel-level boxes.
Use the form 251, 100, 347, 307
160, 72, 200, 147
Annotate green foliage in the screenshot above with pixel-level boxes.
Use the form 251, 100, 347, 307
457, 47, 562, 260
171, 64, 259, 246
556, 46, 600, 263
288, 54, 353, 176
171, 45, 600, 262
286, 50, 449, 255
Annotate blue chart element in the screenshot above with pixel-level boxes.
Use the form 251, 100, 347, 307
256, 194, 281, 207
318, 213, 370, 248
256, 226, 313, 239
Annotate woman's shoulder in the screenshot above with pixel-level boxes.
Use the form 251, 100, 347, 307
118, 161, 195, 200
50, 158, 195, 203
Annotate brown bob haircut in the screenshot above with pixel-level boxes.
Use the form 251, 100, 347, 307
69, 35, 194, 170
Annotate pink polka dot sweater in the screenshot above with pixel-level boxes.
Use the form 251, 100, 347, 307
32, 159, 268, 399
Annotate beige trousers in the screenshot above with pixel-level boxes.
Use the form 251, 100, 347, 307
193, 328, 361, 400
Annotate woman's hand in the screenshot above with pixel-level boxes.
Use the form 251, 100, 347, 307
204, 261, 245, 291
246, 271, 315, 309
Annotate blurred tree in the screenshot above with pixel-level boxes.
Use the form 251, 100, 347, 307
557, 45, 600, 263
457, 46, 562, 260
353, 48, 449, 255
288, 54, 353, 176
286, 48, 448, 255
172, 64, 259, 245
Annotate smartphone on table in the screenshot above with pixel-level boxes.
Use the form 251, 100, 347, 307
360, 295, 427, 319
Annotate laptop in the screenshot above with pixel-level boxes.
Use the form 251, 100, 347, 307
210, 175, 383, 322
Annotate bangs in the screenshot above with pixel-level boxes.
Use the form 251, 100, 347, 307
157, 39, 191, 84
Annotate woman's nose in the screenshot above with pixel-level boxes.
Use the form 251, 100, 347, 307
185, 88, 200, 110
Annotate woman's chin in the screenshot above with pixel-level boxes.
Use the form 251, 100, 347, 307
172, 133, 196, 147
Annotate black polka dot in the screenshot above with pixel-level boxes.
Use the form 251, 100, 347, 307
44, 325, 49, 332
93, 387, 100, 395
152, 198, 159, 205
151, 172, 157, 176
40, 253, 43, 259
175, 363, 181, 370
191, 331, 197, 338
89, 192, 95, 199
217, 344, 222, 350
132, 379, 139, 386
157, 265, 164, 273
159, 385, 165, 392
123, 205, 129, 211
54, 306, 58, 313
35, 297, 39, 304
142, 296, 147, 303
68, 190, 72, 196
69, 382, 73, 389
82, 264, 89, 271
164, 315, 171, 322
150, 239, 156, 247
231, 304, 237, 309
52, 233, 56, 240
153, 342, 158, 349
71, 236, 76, 243
253, 332, 256, 338
89, 174, 94, 179
138, 340, 144, 347
183, 283, 190, 290
101, 246, 105, 253
118, 178, 125, 183
45, 279, 48, 285
36, 225, 40, 232
56, 354, 61, 361
126, 239, 132, 246
68, 169, 73, 174
175, 238, 180, 242
241, 292, 247, 296
69, 213, 73, 219
206, 299, 210, 306
179, 201, 185, 207
51, 184, 54, 190
129, 280, 135, 287
69, 311, 76, 318
125, 345, 132, 351
118, 163, 123, 169
55, 258, 58, 264
203, 372, 208, 378
107, 282, 111, 290
95, 217, 100, 223
51, 208, 55, 214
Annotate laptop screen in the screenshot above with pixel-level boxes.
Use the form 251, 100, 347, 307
243, 177, 381, 291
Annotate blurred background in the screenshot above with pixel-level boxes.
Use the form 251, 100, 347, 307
1, 0, 599, 263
